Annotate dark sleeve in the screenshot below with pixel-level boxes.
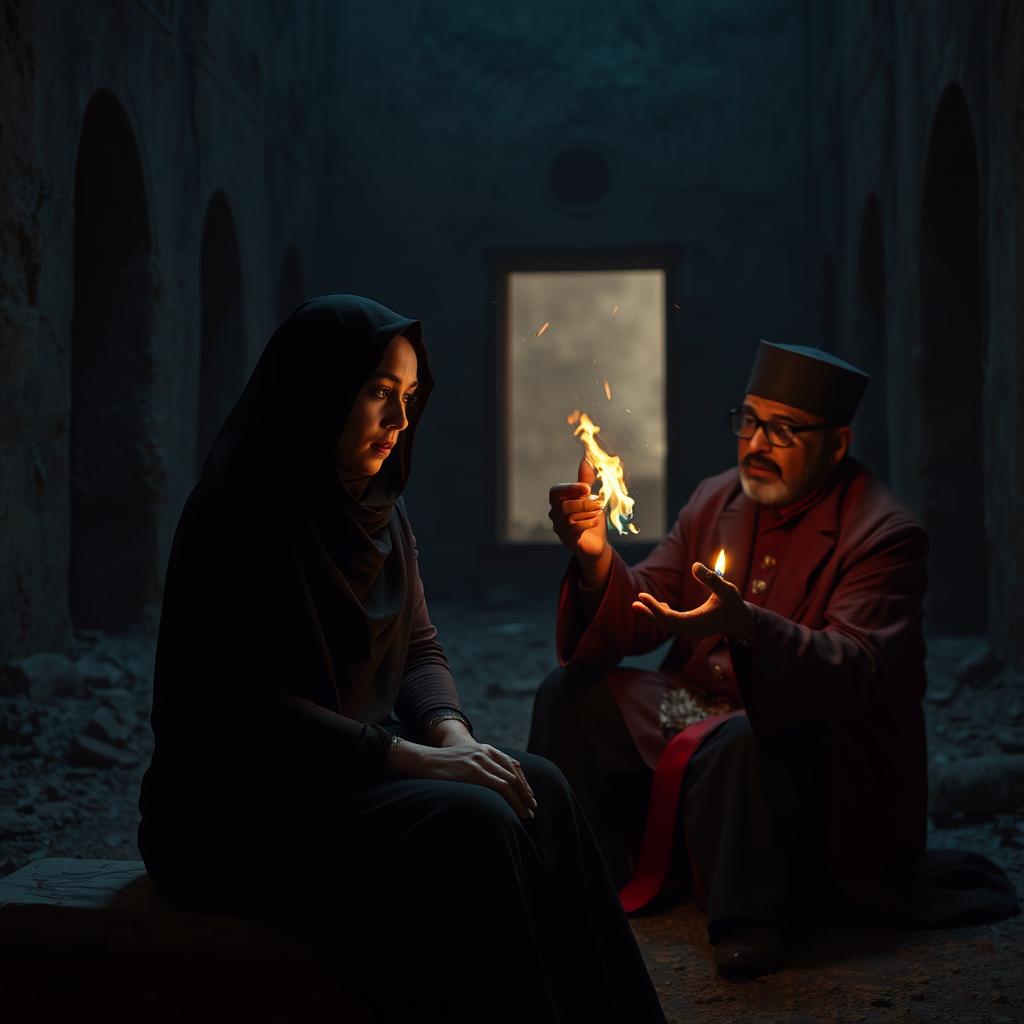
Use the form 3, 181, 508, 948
731, 519, 928, 737
393, 536, 464, 732
264, 689, 395, 774
557, 485, 703, 669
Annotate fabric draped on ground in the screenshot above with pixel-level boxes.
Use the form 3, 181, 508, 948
529, 666, 1020, 939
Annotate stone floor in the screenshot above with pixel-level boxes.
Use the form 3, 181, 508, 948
1, 586, 1022, 1023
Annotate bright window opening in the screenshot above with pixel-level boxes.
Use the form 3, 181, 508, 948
505, 269, 666, 542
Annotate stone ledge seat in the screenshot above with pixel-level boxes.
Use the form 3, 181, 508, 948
0, 857, 371, 1022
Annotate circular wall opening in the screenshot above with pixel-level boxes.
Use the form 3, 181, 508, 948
548, 146, 611, 207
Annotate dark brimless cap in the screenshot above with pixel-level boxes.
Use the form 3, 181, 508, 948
745, 340, 871, 425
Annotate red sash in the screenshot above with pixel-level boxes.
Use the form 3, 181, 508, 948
618, 710, 744, 914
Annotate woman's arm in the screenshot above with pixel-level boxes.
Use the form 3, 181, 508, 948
393, 531, 467, 734
261, 688, 396, 774
390, 521, 533, 815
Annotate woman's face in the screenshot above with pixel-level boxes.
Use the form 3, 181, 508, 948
335, 335, 419, 476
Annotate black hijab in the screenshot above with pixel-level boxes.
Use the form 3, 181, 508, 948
204, 293, 429, 517
153, 295, 435, 758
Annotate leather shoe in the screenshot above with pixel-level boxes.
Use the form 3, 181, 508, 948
714, 924, 785, 978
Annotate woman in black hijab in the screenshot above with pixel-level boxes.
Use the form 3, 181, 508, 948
139, 295, 666, 1024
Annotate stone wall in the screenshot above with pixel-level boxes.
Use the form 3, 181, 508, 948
0, 0, 333, 659
806, 0, 1024, 667
5, 0, 1019, 668
323, 0, 815, 587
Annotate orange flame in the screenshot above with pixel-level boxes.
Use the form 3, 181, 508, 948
568, 410, 637, 536
536, 321, 550, 337
714, 548, 726, 576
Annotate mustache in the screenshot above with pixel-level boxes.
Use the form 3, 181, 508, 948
743, 454, 781, 474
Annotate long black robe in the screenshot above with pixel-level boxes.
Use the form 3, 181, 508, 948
138, 295, 665, 1023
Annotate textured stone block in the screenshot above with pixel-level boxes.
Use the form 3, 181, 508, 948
0, 654, 82, 700
0, 858, 370, 1022
66, 734, 137, 768
930, 756, 1024, 821
83, 706, 133, 748
953, 647, 1004, 690
75, 652, 127, 689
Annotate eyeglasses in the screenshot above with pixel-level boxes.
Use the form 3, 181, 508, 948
728, 408, 835, 449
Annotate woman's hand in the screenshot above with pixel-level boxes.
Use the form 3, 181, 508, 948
631, 561, 755, 641
389, 737, 538, 820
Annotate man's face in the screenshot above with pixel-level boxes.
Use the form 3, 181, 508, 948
737, 393, 848, 507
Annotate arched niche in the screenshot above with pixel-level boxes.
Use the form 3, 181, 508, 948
70, 90, 163, 631
853, 194, 889, 481
197, 191, 246, 470
919, 84, 986, 634
278, 243, 306, 321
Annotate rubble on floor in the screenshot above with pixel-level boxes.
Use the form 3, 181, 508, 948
0, 598, 1021, 1022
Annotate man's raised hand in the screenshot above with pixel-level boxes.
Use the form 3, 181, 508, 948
548, 458, 609, 563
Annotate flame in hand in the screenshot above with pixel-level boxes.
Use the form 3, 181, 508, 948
567, 410, 638, 536
714, 548, 726, 576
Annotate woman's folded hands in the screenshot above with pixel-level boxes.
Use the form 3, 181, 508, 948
388, 733, 538, 820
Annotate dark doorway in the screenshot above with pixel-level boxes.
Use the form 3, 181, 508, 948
278, 243, 306, 321
919, 84, 986, 634
853, 195, 889, 481
197, 192, 245, 470
70, 90, 163, 631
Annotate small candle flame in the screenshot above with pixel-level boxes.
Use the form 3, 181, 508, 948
714, 548, 726, 576
568, 410, 637, 536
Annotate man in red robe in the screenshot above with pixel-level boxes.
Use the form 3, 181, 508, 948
529, 341, 929, 977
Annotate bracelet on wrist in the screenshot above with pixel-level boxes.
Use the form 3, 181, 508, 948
423, 708, 472, 738
385, 732, 402, 765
